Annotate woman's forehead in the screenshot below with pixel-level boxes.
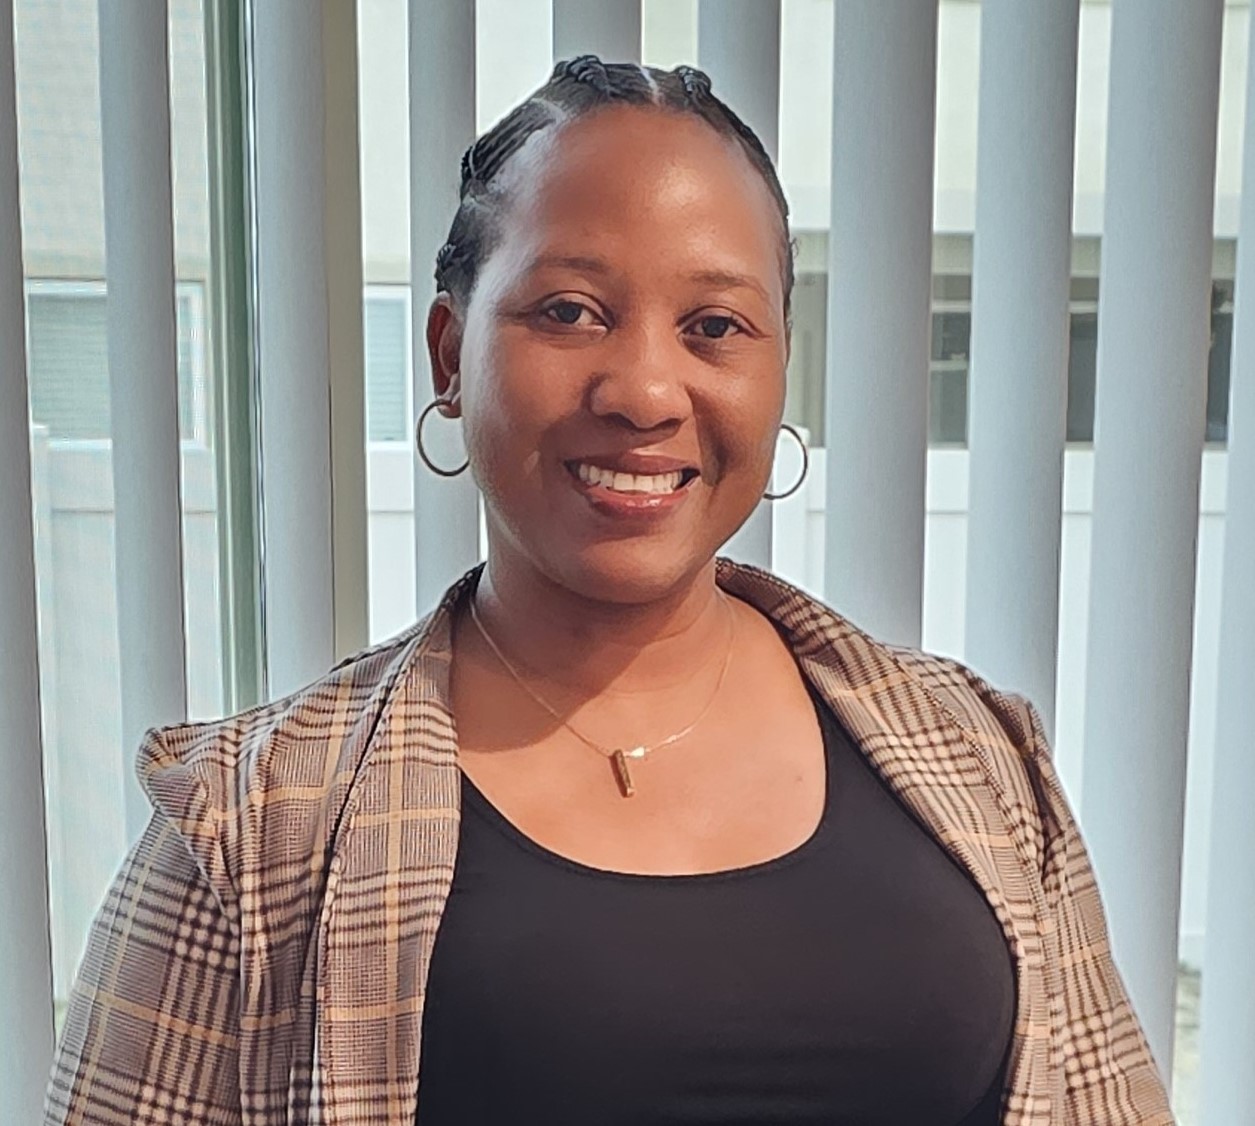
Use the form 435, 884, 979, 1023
488, 105, 786, 289
506, 105, 776, 222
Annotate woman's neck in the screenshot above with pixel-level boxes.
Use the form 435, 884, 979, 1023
471, 552, 733, 702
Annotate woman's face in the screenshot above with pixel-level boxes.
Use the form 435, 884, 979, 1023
430, 105, 790, 604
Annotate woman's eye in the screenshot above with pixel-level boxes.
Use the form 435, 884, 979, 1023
692, 314, 741, 340
544, 300, 593, 326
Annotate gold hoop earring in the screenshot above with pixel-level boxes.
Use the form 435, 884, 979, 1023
415, 396, 470, 477
763, 423, 809, 501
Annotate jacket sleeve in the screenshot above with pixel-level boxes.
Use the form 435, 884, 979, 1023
1018, 699, 1176, 1126
44, 738, 242, 1125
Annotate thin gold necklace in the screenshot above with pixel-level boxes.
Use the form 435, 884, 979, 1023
467, 592, 737, 798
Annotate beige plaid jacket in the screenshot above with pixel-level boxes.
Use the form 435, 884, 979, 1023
46, 560, 1174, 1125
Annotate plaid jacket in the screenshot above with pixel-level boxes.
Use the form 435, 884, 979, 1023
46, 560, 1174, 1125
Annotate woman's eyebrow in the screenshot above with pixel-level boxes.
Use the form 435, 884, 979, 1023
687, 269, 770, 302
522, 256, 770, 303
526, 253, 612, 276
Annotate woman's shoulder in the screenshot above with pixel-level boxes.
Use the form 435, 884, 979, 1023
880, 642, 1043, 758
723, 559, 1044, 760
878, 641, 1060, 868
147, 619, 427, 783
134, 615, 437, 897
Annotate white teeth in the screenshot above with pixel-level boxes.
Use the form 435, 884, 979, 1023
575, 462, 685, 494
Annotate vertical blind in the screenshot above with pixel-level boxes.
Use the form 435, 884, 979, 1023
697, 0, 781, 569
824, 3, 938, 648
0, 0, 56, 1118
964, 0, 1079, 741
98, 0, 190, 842
1080, 0, 1224, 1072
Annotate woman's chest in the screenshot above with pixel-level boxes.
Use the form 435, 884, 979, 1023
457, 690, 828, 876
414, 711, 1017, 1125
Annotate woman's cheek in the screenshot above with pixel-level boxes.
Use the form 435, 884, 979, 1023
464, 380, 545, 503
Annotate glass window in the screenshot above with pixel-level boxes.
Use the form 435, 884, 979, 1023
1067, 309, 1098, 443
364, 288, 411, 442
929, 308, 970, 445
25, 283, 207, 443
783, 270, 979, 448
784, 269, 827, 445
776, 267, 1236, 450
1207, 280, 1233, 444
1066, 278, 1233, 445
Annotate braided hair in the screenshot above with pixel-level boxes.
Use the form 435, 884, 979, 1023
435, 55, 794, 317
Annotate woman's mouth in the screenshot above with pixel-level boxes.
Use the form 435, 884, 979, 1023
564, 459, 700, 515
572, 461, 697, 494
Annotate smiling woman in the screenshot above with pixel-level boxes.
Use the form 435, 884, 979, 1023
425, 59, 792, 606
46, 55, 1172, 1126
431, 110, 787, 602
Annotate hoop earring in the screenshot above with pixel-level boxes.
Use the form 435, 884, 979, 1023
415, 396, 470, 477
763, 423, 809, 501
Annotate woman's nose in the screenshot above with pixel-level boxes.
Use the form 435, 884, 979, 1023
585, 323, 691, 432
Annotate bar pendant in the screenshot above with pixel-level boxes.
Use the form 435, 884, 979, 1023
611, 749, 636, 797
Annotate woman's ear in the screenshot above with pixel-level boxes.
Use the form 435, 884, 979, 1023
426, 294, 464, 417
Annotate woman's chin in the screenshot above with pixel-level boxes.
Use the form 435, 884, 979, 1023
542, 541, 716, 607
486, 490, 756, 604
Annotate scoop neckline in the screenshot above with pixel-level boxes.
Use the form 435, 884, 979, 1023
455, 687, 836, 885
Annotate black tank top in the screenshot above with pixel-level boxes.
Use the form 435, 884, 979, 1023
416, 687, 1016, 1125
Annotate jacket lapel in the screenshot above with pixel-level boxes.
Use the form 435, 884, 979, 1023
314, 560, 1052, 1124
314, 570, 473, 1126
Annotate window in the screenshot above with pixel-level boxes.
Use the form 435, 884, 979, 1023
782, 268, 978, 447
1207, 280, 1233, 444
784, 269, 828, 445
25, 281, 210, 445
364, 285, 412, 442
929, 274, 971, 444
1065, 276, 1233, 445
1066, 275, 1100, 443
784, 265, 1238, 450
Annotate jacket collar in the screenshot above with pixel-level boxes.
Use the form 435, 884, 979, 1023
313, 559, 1045, 1124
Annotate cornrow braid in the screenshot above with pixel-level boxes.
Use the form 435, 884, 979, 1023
460, 99, 553, 196
434, 54, 794, 316
674, 64, 713, 101
553, 54, 617, 97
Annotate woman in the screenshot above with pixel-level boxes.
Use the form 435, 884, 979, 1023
47, 58, 1172, 1125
